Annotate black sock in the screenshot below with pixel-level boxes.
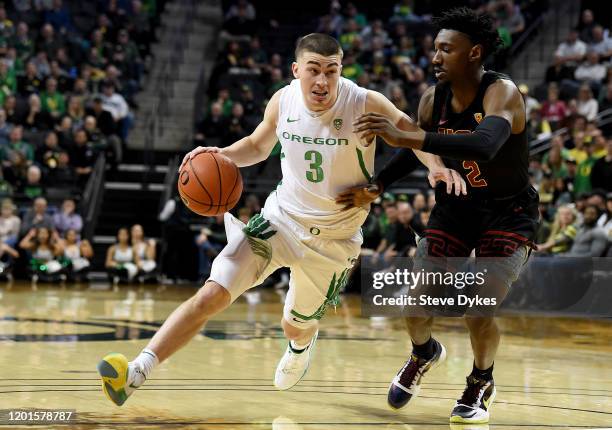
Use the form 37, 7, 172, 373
471, 362, 494, 380
412, 337, 435, 360
289, 342, 307, 354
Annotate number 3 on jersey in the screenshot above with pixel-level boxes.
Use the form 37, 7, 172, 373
305, 150, 324, 183
462, 161, 488, 187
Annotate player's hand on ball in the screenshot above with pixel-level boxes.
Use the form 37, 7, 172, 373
336, 182, 382, 210
353, 113, 404, 147
428, 167, 467, 196
179, 146, 221, 171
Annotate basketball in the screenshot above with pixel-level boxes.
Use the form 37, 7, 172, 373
177, 152, 243, 216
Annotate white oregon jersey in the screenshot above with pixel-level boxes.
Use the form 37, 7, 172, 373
275, 77, 374, 237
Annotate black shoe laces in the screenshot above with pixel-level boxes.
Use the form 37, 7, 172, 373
398, 354, 426, 389
458, 375, 487, 407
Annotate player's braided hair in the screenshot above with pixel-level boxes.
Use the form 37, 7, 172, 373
432, 7, 503, 61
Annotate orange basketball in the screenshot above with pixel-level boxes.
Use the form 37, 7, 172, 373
177, 152, 243, 216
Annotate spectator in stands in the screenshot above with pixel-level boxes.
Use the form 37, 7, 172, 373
1, 125, 33, 182
87, 95, 117, 136
131, 223, 157, 279
226, 0, 256, 21
317, 1, 344, 37
100, 80, 130, 140
36, 130, 62, 169
12, 22, 34, 63
59, 228, 92, 281
563, 205, 608, 257
224, 102, 249, 146
0, 238, 18, 276
536, 204, 577, 255
22, 93, 52, 130
541, 84, 567, 129
591, 137, 612, 192
389, 84, 408, 112
0, 108, 10, 145
195, 227, 221, 280
33, 51, 51, 78
573, 141, 598, 195
84, 115, 121, 166
0, 168, 12, 197
45, 0, 73, 33
106, 226, 139, 284
53, 198, 82, 236
55, 115, 73, 146
66, 96, 85, 130
496, 0, 525, 41
599, 194, 612, 237
381, 201, 417, 261
576, 83, 598, 121
3, 94, 19, 124
577, 9, 596, 44
37, 23, 63, 59
20, 164, 44, 199
222, 0, 257, 37
588, 25, 612, 60
0, 198, 20, 247
0, 61, 16, 103
41, 77, 66, 120
0, 6, 13, 39
69, 128, 95, 185
195, 101, 226, 146
49, 60, 71, 93
19, 226, 65, 281
548, 30, 586, 82
17, 61, 42, 96
519, 84, 540, 117
129, 0, 153, 56
599, 82, 612, 113
574, 51, 607, 86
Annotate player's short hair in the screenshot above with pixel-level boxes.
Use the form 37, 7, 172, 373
432, 7, 502, 61
295, 33, 343, 59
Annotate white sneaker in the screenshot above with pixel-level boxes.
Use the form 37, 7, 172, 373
274, 331, 318, 390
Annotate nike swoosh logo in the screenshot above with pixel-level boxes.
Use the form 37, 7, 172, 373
439, 119, 447, 125
287, 118, 300, 123
292, 317, 306, 323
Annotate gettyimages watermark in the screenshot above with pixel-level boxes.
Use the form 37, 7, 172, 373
361, 256, 612, 318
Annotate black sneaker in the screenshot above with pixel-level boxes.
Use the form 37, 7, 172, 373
449, 375, 496, 424
387, 339, 446, 409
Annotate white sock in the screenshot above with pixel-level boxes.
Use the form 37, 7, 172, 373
128, 348, 159, 387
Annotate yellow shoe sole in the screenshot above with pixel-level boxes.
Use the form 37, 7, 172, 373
97, 353, 129, 406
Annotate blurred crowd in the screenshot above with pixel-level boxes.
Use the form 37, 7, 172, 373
524, 7, 612, 257
193, 0, 612, 276
197, 0, 545, 150
0, 0, 165, 282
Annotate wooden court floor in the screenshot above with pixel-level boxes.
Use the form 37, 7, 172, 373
0, 282, 610, 429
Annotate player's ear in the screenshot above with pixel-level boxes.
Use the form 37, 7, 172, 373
469, 44, 483, 63
291, 62, 299, 79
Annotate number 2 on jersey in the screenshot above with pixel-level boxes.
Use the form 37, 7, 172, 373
305, 150, 324, 183
462, 161, 488, 187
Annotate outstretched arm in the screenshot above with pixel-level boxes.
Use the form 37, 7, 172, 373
353, 79, 525, 161
180, 90, 281, 169
336, 88, 466, 210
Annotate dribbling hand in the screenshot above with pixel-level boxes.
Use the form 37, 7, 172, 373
179, 146, 221, 172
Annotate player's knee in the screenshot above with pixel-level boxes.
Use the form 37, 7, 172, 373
191, 281, 231, 318
465, 316, 496, 334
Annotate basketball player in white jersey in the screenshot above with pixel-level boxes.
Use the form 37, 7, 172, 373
97, 33, 466, 406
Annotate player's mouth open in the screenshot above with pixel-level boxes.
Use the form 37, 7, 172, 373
312, 91, 328, 99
